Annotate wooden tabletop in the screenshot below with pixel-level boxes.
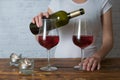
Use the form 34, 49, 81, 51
0, 58, 120, 80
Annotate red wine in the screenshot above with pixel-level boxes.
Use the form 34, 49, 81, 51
73, 35, 93, 49
38, 36, 59, 50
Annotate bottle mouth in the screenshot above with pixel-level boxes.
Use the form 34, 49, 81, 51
80, 8, 85, 15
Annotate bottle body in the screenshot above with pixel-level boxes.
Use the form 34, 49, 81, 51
50, 11, 69, 27
30, 8, 85, 35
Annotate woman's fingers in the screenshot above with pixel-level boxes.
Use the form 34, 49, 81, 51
32, 13, 42, 27
86, 58, 94, 71
91, 60, 97, 71
35, 15, 40, 27
31, 12, 50, 27
82, 58, 89, 70
97, 63, 101, 70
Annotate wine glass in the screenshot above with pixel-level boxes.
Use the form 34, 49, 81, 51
72, 19, 93, 70
36, 18, 59, 71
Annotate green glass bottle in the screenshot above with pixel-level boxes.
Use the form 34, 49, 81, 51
30, 8, 85, 35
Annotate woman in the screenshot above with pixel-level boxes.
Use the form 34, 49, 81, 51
32, 0, 113, 71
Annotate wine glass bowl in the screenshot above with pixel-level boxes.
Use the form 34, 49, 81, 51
38, 35, 59, 50
73, 35, 93, 49
37, 18, 59, 71
72, 19, 93, 70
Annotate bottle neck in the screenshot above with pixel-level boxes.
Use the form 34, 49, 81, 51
67, 8, 84, 19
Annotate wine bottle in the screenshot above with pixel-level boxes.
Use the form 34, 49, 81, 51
30, 8, 85, 35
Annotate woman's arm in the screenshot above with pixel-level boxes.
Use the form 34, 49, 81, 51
82, 8, 114, 71
93, 8, 113, 60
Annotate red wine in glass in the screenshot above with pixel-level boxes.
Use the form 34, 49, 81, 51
73, 35, 93, 49
38, 36, 59, 50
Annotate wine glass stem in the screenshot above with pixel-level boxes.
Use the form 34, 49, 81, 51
47, 50, 51, 67
81, 49, 84, 68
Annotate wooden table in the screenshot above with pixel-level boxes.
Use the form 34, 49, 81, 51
0, 58, 120, 80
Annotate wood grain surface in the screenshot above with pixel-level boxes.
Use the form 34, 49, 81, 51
0, 58, 120, 80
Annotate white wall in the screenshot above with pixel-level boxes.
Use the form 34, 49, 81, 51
0, 0, 50, 58
0, 0, 120, 58
107, 0, 120, 57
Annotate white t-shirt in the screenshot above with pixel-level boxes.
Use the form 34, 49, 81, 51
48, 0, 112, 58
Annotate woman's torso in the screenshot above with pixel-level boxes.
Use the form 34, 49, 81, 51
48, 0, 110, 58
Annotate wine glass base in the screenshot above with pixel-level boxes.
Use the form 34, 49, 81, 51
74, 65, 83, 70
40, 66, 58, 71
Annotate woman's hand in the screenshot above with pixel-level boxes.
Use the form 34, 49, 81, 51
32, 12, 49, 27
79, 56, 101, 71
